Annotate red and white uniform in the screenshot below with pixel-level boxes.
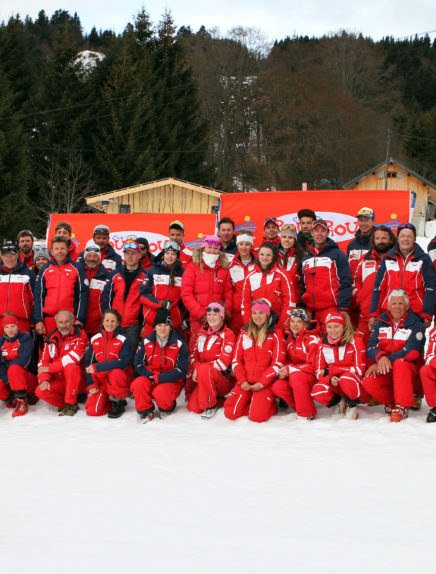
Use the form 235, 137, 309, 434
186, 324, 235, 413
362, 309, 425, 407
224, 322, 286, 423
181, 250, 233, 344
353, 249, 384, 344
278, 248, 301, 304
420, 327, 436, 407
179, 243, 193, 269
311, 335, 368, 408
0, 261, 35, 334
240, 261, 294, 329
0, 331, 37, 400
228, 255, 257, 336
84, 327, 133, 416
272, 327, 319, 418
36, 326, 88, 408
103, 265, 147, 328
82, 263, 110, 337
131, 330, 189, 415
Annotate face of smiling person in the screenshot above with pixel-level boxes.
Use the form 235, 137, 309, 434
207, 309, 224, 330
4, 323, 19, 338
237, 241, 252, 259
326, 322, 344, 341
102, 312, 120, 332
280, 234, 296, 251
397, 229, 415, 256
290, 317, 305, 335
218, 223, 234, 245
252, 310, 268, 327
163, 250, 178, 265
264, 222, 279, 240
203, 244, 220, 254
155, 323, 171, 339
258, 247, 274, 270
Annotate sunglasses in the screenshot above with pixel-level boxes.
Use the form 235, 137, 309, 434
357, 209, 373, 217
265, 217, 278, 223
86, 247, 100, 253
398, 222, 415, 231
123, 241, 139, 250
206, 307, 222, 313
281, 224, 297, 232
203, 239, 221, 247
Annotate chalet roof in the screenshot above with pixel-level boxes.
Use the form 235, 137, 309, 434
86, 177, 225, 205
343, 158, 436, 191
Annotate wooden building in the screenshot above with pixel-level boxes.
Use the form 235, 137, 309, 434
344, 158, 436, 231
86, 177, 224, 214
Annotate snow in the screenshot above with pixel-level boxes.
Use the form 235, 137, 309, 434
2, 234, 435, 574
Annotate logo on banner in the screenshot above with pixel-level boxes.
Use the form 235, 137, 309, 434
278, 212, 359, 241
110, 231, 169, 255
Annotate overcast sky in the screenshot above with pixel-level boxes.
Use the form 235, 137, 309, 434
1, 0, 436, 42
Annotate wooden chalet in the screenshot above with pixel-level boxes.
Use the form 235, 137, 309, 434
344, 158, 436, 232
86, 177, 224, 215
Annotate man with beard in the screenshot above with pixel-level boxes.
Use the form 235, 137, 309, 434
17, 230, 36, 269
353, 226, 397, 345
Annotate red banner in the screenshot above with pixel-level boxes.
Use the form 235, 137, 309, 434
219, 190, 412, 250
47, 213, 217, 256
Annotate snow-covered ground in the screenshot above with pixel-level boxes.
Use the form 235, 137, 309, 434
1, 235, 434, 574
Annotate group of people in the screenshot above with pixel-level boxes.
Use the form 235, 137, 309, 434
2, 207, 436, 424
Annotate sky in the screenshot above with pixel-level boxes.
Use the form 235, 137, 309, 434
1, 0, 436, 42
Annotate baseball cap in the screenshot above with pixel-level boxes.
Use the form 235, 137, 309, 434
93, 224, 110, 235
356, 207, 375, 219
1, 241, 18, 255
312, 219, 329, 230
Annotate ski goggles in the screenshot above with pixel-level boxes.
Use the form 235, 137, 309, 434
162, 240, 180, 252
290, 308, 308, 322
170, 220, 184, 230
397, 222, 416, 233
201, 235, 221, 248
356, 207, 374, 218
123, 241, 141, 253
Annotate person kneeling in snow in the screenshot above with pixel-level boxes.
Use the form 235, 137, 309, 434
131, 309, 188, 423
36, 310, 88, 416
0, 313, 37, 417
85, 309, 133, 418
311, 313, 367, 419
363, 289, 425, 423
224, 300, 285, 423
185, 302, 235, 419
272, 308, 319, 420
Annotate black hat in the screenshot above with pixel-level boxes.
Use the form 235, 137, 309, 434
1, 241, 18, 255
153, 308, 173, 328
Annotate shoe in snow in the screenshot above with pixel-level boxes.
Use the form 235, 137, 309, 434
426, 408, 436, 423
59, 403, 79, 416
108, 399, 127, 419
12, 398, 28, 417
201, 406, 217, 420
332, 398, 346, 415
140, 412, 154, 424
384, 402, 395, 415
296, 415, 315, 421
344, 405, 359, 420
410, 395, 422, 411
390, 405, 408, 423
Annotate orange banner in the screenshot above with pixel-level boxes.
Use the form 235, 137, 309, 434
47, 213, 217, 256
219, 190, 413, 250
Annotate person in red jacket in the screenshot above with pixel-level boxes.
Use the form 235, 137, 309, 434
131, 309, 189, 423
262, 217, 281, 247
54, 221, 78, 261
168, 220, 192, 268
33, 236, 89, 336
228, 231, 257, 337
311, 313, 367, 419
103, 241, 147, 355
272, 308, 320, 420
278, 224, 304, 305
0, 313, 37, 417
17, 229, 35, 269
241, 242, 294, 330
363, 289, 425, 422
33, 248, 50, 276
353, 225, 396, 345
186, 302, 235, 419
420, 325, 436, 422
225, 300, 286, 423
84, 309, 133, 418
0, 241, 35, 335
80, 242, 110, 338
181, 235, 233, 347
36, 309, 88, 416
140, 240, 184, 337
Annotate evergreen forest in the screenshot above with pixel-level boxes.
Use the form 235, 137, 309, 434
1, 8, 436, 237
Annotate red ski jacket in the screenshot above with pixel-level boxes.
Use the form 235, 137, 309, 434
353, 249, 384, 319
134, 330, 188, 384
0, 261, 35, 322
38, 325, 88, 380
81, 263, 110, 336
103, 265, 147, 328
278, 248, 301, 303
140, 260, 184, 330
181, 250, 232, 322
228, 255, 257, 315
315, 334, 366, 381
424, 325, 436, 369
191, 324, 235, 373
232, 323, 286, 387
0, 331, 34, 371
85, 326, 132, 386
241, 261, 294, 328
284, 327, 320, 376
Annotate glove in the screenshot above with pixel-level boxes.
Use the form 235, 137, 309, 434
161, 300, 172, 310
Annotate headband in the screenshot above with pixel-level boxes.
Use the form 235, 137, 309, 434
206, 302, 226, 319
2, 314, 18, 326
251, 301, 271, 316
325, 313, 346, 327
236, 234, 254, 246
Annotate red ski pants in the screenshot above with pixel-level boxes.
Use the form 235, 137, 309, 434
224, 385, 276, 423
186, 363, 233, 413
362, 359, 419, 407
311, 371, 369, 406
272, 370, 317, 418
36, 363, 86, 408
85, 369, 131, 416
131, 376, 183, 413
1, 366, 37, 399
419, 364, 436, 407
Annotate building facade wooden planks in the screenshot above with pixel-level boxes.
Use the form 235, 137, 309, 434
86, 177, 223, 215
